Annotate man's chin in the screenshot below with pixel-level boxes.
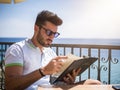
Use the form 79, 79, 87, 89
44, 43, 51, 47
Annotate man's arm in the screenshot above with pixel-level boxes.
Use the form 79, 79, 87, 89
5, 66, 43, 90
5, 56, 68, 90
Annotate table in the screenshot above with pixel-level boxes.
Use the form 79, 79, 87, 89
38, 85, 115, 90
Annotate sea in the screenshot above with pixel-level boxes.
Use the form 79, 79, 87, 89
0, 37, 120, 45
0, 37, 120, 84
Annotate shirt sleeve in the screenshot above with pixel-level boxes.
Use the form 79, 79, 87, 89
5, 44, 24, 67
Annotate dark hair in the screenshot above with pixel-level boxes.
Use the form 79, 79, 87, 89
35, 10, 63, 26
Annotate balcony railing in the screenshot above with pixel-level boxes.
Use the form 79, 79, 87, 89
51, 44, 120, 84
0, 42, 120, 89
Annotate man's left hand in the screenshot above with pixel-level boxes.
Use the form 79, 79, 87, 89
63, 68, 81, 84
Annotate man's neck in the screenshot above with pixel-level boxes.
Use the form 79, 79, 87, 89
31, 38, 44, 52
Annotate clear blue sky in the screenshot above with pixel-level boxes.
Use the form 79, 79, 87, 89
0, 0, 120, 39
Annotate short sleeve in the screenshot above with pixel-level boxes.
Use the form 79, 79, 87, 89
5, 44, 24, 67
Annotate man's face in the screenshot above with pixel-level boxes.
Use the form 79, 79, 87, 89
36, 21, 59, 47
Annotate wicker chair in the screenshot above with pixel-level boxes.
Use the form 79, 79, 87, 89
0, 60, 5, 90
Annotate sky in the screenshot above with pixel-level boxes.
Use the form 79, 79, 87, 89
0, 0, 120, 39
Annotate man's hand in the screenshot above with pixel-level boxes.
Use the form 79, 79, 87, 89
41, 56, 67, 75
63, 68, 81, 84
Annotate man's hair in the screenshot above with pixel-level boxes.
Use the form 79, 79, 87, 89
35, 10, 63, 26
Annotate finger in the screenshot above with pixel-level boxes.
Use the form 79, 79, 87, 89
52, 59, 63, 66
52, 59, 64, 71
52, 59, 57, 63
75, 68, 81, 75
66, 73, 75, 82
72, 69, 77, 77
53, 56, 68, 61
72, 68, 81, 77
63, 76, 70, 83
63, 76, 74, 84
56, 64, 63, 69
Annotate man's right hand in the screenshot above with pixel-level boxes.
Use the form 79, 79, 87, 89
41, 56, 67, 75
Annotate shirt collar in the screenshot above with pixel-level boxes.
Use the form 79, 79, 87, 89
26, 39, 48, 53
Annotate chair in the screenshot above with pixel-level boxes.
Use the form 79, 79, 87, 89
0, 60, 5, 90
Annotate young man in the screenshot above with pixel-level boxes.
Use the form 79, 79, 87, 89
5, 10, 101, 90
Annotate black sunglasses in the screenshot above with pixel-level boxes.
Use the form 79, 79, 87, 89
40, 25, 60, 38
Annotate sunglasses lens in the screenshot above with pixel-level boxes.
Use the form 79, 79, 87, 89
46, 30, 52, 36
54, 33, 60, 38
46, 30, 60, 38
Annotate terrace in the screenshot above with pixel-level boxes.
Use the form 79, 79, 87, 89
0, 41, 120, 90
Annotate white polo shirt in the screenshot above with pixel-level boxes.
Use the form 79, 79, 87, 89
5, 39, 57, 90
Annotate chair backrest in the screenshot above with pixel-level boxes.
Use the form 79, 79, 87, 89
0, 60, 5, 90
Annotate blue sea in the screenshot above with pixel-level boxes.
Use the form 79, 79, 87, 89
0, 37, 120, 84
53, 38, 120, 45
0, 37, 120, 45
0, 37, 120, 46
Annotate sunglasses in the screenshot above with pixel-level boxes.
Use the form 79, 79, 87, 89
40, 25, 60, 38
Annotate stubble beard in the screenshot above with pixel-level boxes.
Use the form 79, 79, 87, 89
37, 33, 51, 47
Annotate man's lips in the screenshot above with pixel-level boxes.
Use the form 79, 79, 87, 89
47, 39, 53, 43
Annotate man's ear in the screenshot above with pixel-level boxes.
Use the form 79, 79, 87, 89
34, 25, 39, 32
